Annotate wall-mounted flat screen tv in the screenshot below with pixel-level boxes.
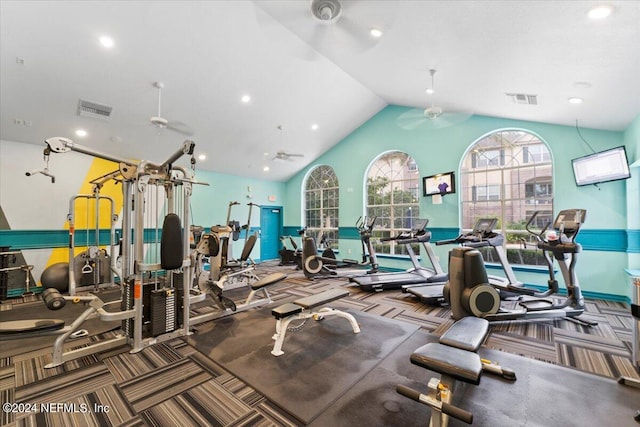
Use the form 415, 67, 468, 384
423, 171, 456, 196
571, 146, 631, 186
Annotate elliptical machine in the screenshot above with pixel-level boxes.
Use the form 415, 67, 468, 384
302, 216, 379, 279
445, 209, 597, 326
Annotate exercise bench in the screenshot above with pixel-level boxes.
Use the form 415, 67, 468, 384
270, 288, 360, 356
397, 316, 515, 426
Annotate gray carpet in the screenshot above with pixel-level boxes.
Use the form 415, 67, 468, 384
186, 300, 420, 424
310, 328, 640, 427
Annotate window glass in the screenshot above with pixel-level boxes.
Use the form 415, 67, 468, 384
461, 130, 553, 265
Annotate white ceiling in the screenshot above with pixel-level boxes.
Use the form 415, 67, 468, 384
2, 1, 639, 181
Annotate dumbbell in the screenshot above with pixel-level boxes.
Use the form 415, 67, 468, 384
42, 288, 66, 310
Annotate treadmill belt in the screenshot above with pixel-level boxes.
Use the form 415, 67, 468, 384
352, 273, 431, 290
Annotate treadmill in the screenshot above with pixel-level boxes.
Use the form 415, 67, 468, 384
349, 218, 447, 292
403, 217, 523, 304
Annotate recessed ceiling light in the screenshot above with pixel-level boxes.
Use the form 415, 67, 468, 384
369, 28, 383, 38
263, 166, 270, 172
99, 36, 114, 48
588, 5, 613, 19
241, 94, 251, 103
75, 129, 87, 137
198, 154, 206, 160
311, 124, 319, 131
568, 97, 584, 104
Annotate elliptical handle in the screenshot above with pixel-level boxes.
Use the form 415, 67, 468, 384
526, 211, 550, 242
525, 211, 539, 233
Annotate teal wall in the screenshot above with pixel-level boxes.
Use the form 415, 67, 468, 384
623, 114, 640, 278
2, 111, 637, 298
283, 106, 635, 299
191, 169, 285, 260
624, 114, 640, 164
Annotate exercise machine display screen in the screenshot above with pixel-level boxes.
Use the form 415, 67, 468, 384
473, 218, 497, 234
411, 219, 429, 233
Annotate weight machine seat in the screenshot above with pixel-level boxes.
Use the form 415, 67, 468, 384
0, 319, 65, 335
411, 342, 483, 385
439, 316, 489, 352
250, 272, 287, 290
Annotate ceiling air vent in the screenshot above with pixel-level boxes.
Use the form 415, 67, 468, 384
77, 99, 112, 120
505, 93, 538, 105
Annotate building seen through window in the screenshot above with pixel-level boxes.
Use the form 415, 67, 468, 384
366, 151, 420, 255
304, 165, 339, 249
460, 130, 553, 265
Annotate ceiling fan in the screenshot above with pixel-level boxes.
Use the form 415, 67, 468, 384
308, 0, 386, 54
254, 0, 388, 61
149, 82, 194, 136
266, 125, 305, 161
396, 69, 473, 130
273, 151, 305, 161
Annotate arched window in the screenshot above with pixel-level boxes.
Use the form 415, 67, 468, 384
366, 151, 420, 255
304, 165, 339, 248
460, 130, 553, 265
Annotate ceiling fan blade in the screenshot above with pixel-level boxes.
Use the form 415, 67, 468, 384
396, 108, 428, 130
396, 109, 473, 131
166, 120, 195, 136
336, 15, 379, 53
434, 111, 474, 128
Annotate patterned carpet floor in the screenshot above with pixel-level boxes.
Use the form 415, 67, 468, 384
1, 261, 638, 426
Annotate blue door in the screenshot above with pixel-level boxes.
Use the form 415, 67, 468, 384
260, 206, 282, 261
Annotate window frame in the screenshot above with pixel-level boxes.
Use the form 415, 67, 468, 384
365, 151, 420, 256
303, 165, 339, 249
460, 129, 553, 266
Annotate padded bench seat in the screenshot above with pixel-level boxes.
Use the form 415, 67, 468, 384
0, 319, 65, 334
272, 302, 303, 320
411, 342, 483, 385
439, 316, 489, 352
292, 288, 349, 309
270, 288, 359, 356
250, 272, 287, 290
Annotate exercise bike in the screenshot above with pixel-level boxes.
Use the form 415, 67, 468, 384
445, 208, 598, 326
302, 216, 379, 279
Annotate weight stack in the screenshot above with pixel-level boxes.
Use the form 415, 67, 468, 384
121, 279, 152, 338
150, 288, 177, 337
169, 272, 185, 327
121, 278, 134, 338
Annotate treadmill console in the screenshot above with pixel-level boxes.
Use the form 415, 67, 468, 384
411, 218, 429, 234
473, 218, 498, 235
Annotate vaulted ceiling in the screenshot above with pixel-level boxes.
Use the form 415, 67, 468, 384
2, 1, 639, 181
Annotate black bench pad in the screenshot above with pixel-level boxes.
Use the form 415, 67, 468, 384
251, 273, 287, 290
272, 303, 303, 320
293, 288, 349, 309
411, 342, 482, 385
439, 316, 489, 352
0, 319, 65, 334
